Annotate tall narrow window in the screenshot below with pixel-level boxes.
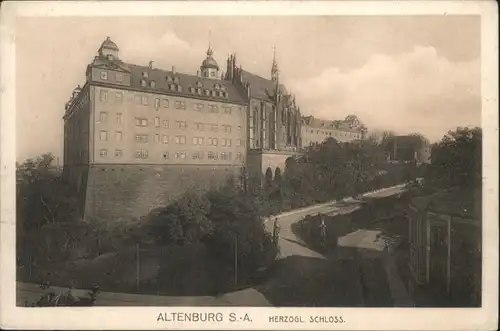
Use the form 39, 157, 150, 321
115, 131, 122, 141
116, 113, 123, 124
162, 135, 169, 144
163, 99, 170, 108
115, 92, 123, 103
99, 112, 107, 124
155, 98, 160, 109
115, 149, 123, 158
155, 117, 160, 127
154, 134, 160, 144
141, 95, 148, 105
100, 90, 108, 102
100, 131, 107, 141
162, 120, 169, 129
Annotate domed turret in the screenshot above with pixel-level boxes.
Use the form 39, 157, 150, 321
98, 36, 119, 60
200, 33, 219, 79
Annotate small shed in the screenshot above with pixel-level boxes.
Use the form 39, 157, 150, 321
407, 186, 481, 306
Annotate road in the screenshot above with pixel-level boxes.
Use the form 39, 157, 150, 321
260, 184, 411, 306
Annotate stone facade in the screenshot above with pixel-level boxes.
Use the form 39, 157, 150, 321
84, 164, 242, 220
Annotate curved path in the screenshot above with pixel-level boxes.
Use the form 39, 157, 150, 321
258, 185, 409, 306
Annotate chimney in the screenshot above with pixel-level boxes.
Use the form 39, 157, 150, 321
172, 66, 176, 74
197, 70, 201, 77
149, 60, 153, 69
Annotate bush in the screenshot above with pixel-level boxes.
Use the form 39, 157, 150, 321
147, 191, 212, 245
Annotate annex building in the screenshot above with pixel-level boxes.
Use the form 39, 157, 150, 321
63, 37, 366, 220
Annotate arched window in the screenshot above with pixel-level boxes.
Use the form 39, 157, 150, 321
150, 80, 156, 88
140, 79, 147, 87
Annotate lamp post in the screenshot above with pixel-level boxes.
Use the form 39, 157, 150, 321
234, 232, 238, 290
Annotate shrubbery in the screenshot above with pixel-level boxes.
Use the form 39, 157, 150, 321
260, 138, 414, 215
146, 182, 279, 283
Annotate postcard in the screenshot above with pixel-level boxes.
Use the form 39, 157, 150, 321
1, 1, 498, 330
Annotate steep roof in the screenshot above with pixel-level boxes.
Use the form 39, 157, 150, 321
240, 70, 286, 102
91, 58, 248, 105
411, 186, 482, 220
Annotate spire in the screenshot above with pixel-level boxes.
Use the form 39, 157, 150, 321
206, 30, 213, 56
271, 45, 279, 81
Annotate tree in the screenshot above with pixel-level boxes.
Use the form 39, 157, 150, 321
148, 191, 212, 245
204, 186, 278, 278
428, 127, 481, 188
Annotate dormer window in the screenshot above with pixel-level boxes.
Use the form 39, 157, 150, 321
224, 92, 228, 98
189, 87, 195, 93
170, 84, 176, 91
196, 81, 203, 88
142, 72, 149, 78
167, 76, 173, 83
100, 71, 108, 80
116, 73, 123, 82
150, 81, 156, 88
211, 90, 216, 97
197, 88, 202, 95
221, 86, 226, 91
214, 84, 220, 90
140, 79, 147, 87
205, 89, 210, 96
174, 77, 180, 84
177, 85, 182, 92
218, 91, 224, 97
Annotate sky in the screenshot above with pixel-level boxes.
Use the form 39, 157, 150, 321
15, 15, 481, 162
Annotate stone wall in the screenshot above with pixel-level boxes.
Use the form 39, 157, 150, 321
83, 164, 242, 221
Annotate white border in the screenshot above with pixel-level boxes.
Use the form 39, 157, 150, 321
1, 1, 498, 330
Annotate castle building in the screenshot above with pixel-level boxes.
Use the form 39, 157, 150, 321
63, 37, 303, 220
301, 115, 367, 147
224, 48, 302, 183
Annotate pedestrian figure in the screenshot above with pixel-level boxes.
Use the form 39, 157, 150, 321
320, 218, 327, 249
273, 217, 280, 243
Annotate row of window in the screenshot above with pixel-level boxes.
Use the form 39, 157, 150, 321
102, 70, 227, 91
100, 71, 124, 83
98, 112, 240, 133
99, 130, 244, 147
307, 129, 361, 139
98, 89, 236, 113
99, 149, 243, 162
